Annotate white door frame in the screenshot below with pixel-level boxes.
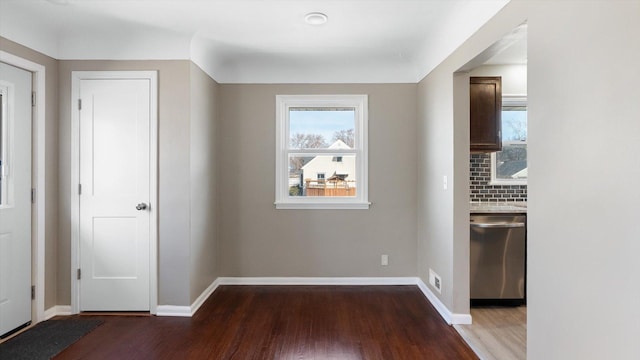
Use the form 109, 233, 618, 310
0, 51, 46, 324
71, 71, 158, 314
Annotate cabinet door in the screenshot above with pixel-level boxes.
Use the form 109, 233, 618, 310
470, 76, 502, 152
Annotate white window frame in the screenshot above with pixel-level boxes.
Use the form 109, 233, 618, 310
275, 94, 369, 210
490, 95, 527, 185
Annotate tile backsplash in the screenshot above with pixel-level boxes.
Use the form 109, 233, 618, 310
470, 153, 527, 202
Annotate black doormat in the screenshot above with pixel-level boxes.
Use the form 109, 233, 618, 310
0, 319, 103, 360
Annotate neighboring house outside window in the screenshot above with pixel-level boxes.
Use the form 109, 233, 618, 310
491, 96, 527, 185
275, 94, 369, 209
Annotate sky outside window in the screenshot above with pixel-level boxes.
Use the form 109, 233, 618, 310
502, 108, 527, 141
289, 109, 355, 147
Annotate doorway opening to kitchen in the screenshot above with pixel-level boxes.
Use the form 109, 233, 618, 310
454, 23, 528, 360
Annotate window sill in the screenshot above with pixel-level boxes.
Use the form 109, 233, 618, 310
274, 201, 371, 210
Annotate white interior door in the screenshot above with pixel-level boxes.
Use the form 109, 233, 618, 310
0, 62, 32, 336
79, 78, 151, 311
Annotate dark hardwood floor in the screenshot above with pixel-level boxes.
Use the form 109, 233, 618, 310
56, 285, 478, 360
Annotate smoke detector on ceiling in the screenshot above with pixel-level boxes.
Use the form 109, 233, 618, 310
305, 12, 328, 25
46, 0, 71, 5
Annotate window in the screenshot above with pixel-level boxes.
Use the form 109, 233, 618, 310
275, 95, 369, 209
491, 96, 527, 184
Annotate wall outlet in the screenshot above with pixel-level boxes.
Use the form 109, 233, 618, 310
429, 268, 442, 293
381, 254, 389, 266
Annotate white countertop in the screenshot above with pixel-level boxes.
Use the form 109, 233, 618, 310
470, 202, 527, 214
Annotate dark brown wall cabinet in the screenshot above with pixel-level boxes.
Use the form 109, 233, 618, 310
470, 76, 502, 152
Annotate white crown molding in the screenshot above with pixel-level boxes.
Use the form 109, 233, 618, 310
1, 1, 509, 84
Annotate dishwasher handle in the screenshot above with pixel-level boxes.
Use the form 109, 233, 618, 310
470, 222, 525, 229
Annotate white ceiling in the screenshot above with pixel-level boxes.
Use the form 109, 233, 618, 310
485, 34, 527, 65
0, 0, 511, 83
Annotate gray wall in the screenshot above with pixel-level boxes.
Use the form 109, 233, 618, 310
417, 68, 462, 315
0, 36, 59, 310
189, 63, 219, 302
218, 84, 417, 277
418, 0, 640, 358
8, 3, 640, 357
470, 64, 527, 95
526, 2, 639, 358
57, 60, 193, 306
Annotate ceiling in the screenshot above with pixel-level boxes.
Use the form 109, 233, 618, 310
484, 34, 527, 65
0, 0, 512, 83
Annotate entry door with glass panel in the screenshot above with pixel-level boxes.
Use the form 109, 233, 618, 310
0, 62, 32, 336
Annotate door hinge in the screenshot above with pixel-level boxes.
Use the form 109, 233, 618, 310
77, 268, 81, 280
78, 99, 82, 110
31, 285, 35, 300
32, 92, 36, 107
31, 188, 36, 204
78, 184, 82, 195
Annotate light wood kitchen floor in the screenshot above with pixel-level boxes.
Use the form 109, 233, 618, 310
454, 306, 526, 360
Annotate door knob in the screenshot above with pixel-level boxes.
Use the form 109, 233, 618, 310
136, 203, 148, 211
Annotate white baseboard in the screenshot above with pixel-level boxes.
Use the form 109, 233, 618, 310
416, 279, 472, 325
219, 276, 471, 324
217, 277, 418, 286
451, 312, 473, 325
157, 278, 222, 317
155, 277, 417, 317
156, 305, 192, 317
154, 276, 471, 325
190, 278, 222, 315
44, 305, 72, 320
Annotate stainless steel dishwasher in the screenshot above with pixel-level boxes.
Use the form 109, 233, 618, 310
470, 214, 526, 306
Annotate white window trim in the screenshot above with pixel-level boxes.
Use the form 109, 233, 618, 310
275, 94, 369, 210
490, 95, 527, 185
